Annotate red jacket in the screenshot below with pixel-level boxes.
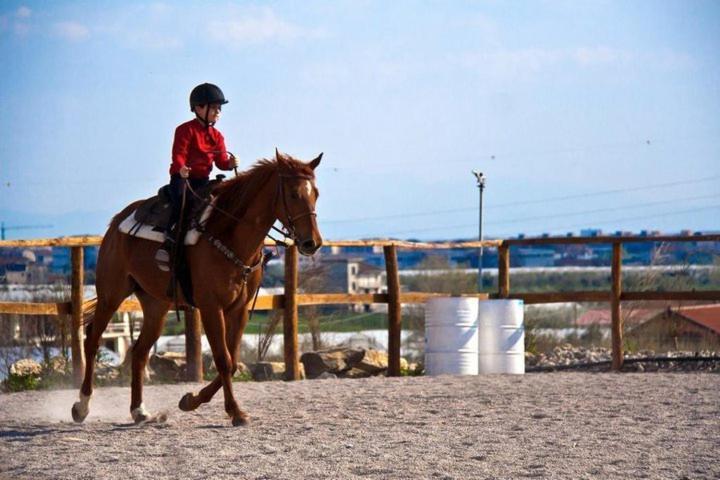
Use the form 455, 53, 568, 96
170, 119, 232, 178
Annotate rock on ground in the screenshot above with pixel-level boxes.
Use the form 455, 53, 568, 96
300, 348, 409, 379
0, 373, 718, 480
527, 346, 720, 372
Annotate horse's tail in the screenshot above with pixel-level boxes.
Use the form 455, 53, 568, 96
81, 297, 98, 327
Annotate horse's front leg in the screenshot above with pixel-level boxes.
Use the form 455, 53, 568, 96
197, 306, 247, 426
178, 305, 248, 412
130, 294, 169, 423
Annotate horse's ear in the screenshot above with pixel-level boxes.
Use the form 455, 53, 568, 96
275, 147, 288, 169
308, 153, 323, 170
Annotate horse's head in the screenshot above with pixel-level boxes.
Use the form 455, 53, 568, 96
274, 149, 323, 256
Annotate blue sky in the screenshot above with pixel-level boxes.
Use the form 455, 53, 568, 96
1, 1, 718, 240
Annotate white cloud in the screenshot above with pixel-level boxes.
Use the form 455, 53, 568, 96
209, 8, 322, 45
16, 6, 31, 18
571, 47, 633, 66
453, 46, 693, 78
14, 22, 29, 36
54, 21, 90, 41
89, 3, 184, 51
453, 48, 565, 77
0, 6, 31, 36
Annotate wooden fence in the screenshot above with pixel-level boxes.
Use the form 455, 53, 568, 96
1, 233, 719, 385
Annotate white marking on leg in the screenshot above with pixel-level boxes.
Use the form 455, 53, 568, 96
74, 393, 91, 418
131, 403, 150, 422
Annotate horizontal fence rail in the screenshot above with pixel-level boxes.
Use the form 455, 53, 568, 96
1, 234, 719, 382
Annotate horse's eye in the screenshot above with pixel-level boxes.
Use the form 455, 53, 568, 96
291, 192, 301, 200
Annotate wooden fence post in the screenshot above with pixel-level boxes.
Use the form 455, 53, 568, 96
283, 245, 300, 380
384, 245, 402, 376
185, 307, 203, 382
498, 244, 510, 298
611, 242, 624, 371
70, 246, 85, 388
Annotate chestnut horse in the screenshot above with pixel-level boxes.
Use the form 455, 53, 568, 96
71, 150, 322, 426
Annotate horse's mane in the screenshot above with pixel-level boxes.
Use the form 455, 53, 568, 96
210, 156, 315, 233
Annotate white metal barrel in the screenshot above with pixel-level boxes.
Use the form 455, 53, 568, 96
424, 297, 479, 375
477, 300, 525, 374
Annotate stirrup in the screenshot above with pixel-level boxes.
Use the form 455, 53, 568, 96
155, 244, 171, 272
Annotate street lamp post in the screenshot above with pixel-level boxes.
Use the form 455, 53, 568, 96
472, 171, 486, 292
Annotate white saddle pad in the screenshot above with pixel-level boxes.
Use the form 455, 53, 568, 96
118, 201, 214, 245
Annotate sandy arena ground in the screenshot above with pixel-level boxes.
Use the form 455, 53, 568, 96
0, 372, 718, 479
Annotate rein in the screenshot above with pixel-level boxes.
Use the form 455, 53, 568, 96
180, 166, 315, 328
184, 167, 316, 249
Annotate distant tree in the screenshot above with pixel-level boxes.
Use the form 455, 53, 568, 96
256, 311, 282, 361
298, 261, 330, 351
403, 255, 476, 294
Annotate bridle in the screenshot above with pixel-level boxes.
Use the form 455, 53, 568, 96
185, 166, 317, 257
178, 165, 317, 327
274, 172, 317, 246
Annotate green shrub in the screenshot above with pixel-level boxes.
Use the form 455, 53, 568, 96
5, 373, 41, 392
233, 370, 254, 382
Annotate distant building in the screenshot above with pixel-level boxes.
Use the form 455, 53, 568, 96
329, 245, 382, 256
627, 305, 720, 351
320, 258, 386, 294
516, 248, 555, 267
313, 257, 387, 312
50, 245, 98, 274
580, 229, 603, 237
4, 263, 49, 284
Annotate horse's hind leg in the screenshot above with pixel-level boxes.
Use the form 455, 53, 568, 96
129, 291, 169, 423
71, 287, 132, 423
179, 305, 247, 412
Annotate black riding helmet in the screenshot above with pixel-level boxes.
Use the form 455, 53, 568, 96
189, 83, 229, 112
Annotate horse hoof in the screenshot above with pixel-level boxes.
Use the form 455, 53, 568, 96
131, 404, 158, 424
178, 393, 197, 412
71, 402, 88, 423
133, 413, 150, 424
231, 415, 249, 427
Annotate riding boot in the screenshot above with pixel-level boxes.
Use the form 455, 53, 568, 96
154, 224, 177, 272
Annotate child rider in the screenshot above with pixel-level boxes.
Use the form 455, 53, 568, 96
156, 82, 238, 265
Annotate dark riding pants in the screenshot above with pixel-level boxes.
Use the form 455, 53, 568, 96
168, 174, 209, 234
166, 174, 208, 306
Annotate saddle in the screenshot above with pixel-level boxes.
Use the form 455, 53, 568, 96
123, 175, 226, 308
132, 178, 221, 233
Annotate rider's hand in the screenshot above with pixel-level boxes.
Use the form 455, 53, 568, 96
179, 165, 191, 178
228, 154, 238, 169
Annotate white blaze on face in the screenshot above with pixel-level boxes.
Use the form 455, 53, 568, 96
305, 180, 313, 197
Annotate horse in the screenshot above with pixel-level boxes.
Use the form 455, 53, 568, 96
71, 150, 323, 426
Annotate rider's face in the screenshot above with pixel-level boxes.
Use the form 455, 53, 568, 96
195, 103, 222, 123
